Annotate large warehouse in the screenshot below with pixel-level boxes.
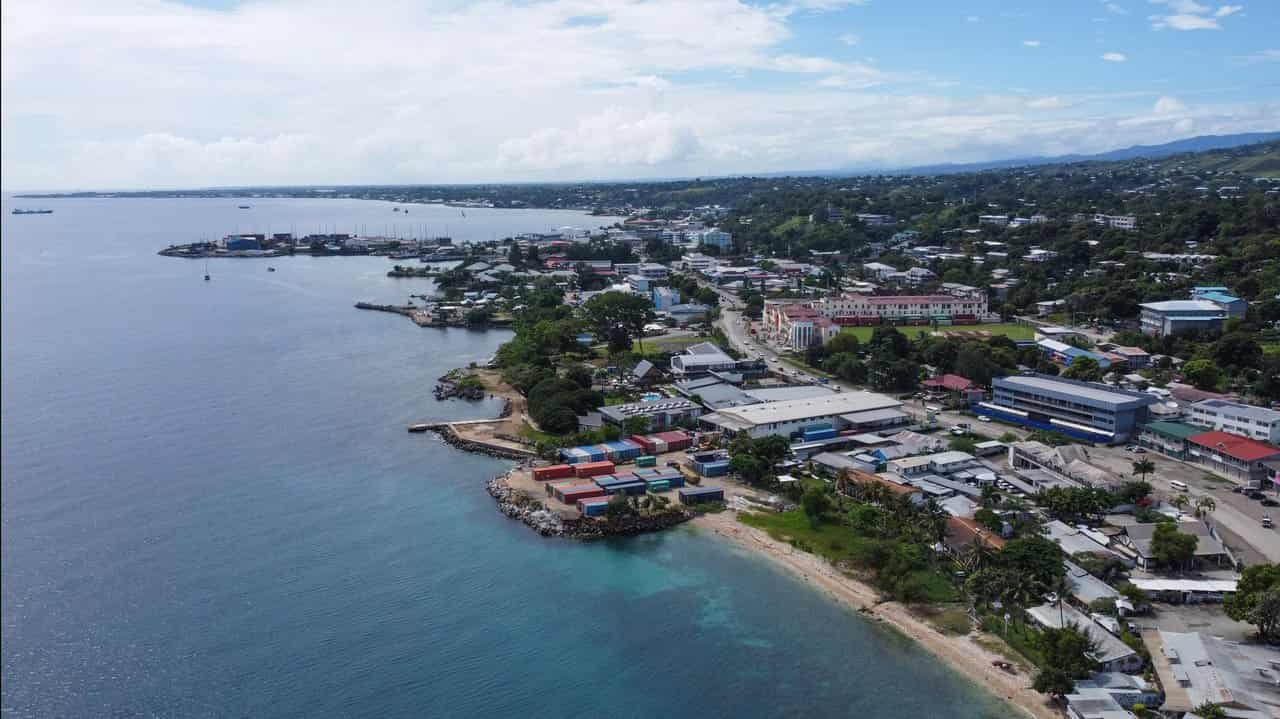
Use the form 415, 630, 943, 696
699, 391, 907, 439
975, 374, 1155, 444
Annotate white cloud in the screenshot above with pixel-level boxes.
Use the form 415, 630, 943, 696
1101, 52, 1129, 61
966, 15, 980, 22
0, 0, 1275, 189
839, 33, 860, 46
1232, 48, 1280, 64
1153, 95, 1186, 113
1104, 3, 1129, 14
1148, 0, 1238, 29
1022, 40, 1041, 47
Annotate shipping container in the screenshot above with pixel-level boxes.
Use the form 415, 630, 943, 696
649, 471, 685, 487
603, 481, 648, 497
555, 484, 607, 504
573, 461, 616, 478
628, 435, 656, 453
559, 447, 589, 464
802, 428, 837, 441
632, 468, 660, 478
654, 430, 692, 451
532, 464, 575, 481
644, 479, 670, 493
679, 486, 725, 504
578, 498, 611, 517
635, 455, 657, 468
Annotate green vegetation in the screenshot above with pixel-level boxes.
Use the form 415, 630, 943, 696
839, 323, 1033, 343
1224, 563, 1280, 642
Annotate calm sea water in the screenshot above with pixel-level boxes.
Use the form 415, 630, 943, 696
1, 197, 1009, 718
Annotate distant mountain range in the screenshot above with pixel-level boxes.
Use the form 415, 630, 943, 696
871, 132, 1280, 176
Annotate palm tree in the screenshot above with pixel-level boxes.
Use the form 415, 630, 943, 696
1169, 494, 1190, 513
1050, 574, 1072, 627
1194, 496, 1216, 522
1132, 458, 1155, 482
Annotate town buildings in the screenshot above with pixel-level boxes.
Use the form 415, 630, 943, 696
1184, 430, 1280, 484
1143, 631, 1280, 718
699, 391, 906, 439
976, 374, 1156, 443
1188, 399, 1280, 443
1139, 300, 1226, 336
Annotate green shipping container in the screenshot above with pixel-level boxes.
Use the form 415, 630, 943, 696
646, 480, 670, 492
636, 455, 657, 467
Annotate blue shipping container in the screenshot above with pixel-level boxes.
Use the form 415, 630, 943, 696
580, 499, 611, 517
603, 481, 647, 497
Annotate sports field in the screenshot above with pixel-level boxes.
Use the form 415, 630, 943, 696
839, 322, 1034, 342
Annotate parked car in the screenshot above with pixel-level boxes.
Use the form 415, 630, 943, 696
1247, 490, 1266, 500
1261, 498, 1279, 508
977, 416, 992, 423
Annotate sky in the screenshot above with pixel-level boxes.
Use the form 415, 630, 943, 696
2, 0, 1278, 190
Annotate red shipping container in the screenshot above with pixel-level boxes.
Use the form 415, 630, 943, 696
628, 435, 656, 453
557, 486, 606, 504
573, 461, 615, 478
532, 464, 574, 481
654, 430, 692, 451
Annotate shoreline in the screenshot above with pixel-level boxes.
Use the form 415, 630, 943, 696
420, 368, 1060, 717
692, 509, 1061, 719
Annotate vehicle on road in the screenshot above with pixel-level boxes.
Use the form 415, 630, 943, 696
1247, 490, 1266, 500
1170, 480, 1189, 493
1261, 498, 1279, 508
977, 416, 991, 423
1263, 515, 1274, 529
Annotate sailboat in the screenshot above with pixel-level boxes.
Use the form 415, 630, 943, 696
204, 260, 211, 281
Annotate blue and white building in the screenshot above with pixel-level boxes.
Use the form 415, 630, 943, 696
975, 374, 1156, 444
1139, 300, 1226, 336
1189, 287, 1247, 319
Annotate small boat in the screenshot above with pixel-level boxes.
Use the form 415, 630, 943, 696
267, 267, 276, 272
204, 260, 211, 281
238, 205, 251, 209
407, 423, 432, 433
11, 208, 53, 215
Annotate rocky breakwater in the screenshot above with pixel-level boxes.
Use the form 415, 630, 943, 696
433, 371, 486, 401
485, 473, 694, 539
427, 423, 534, 460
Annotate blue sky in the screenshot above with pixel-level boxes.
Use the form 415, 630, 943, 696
2, 0, 1277, 189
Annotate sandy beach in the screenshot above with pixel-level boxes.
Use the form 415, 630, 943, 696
693, 509, 1062, 719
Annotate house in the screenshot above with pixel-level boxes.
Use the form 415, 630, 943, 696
1026, 602, 1144, 673
669, 342, 737, 378
1117, 520, 1230, 570
631, 360, 662, 387
1035, 299, 1066, 317
1034, 326, 1087, 343
665, 303, 712, 326
922, 374, 984, 403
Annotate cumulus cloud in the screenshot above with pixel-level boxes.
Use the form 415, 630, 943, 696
1022, 40, 1041, 47
839, 33, 860, 46
1153, 95, 1186, 113
0, 0, 1275, 189
1105, 3, 1129, 14
1102, 52, 1129, 61
1148, 0, 1240, 29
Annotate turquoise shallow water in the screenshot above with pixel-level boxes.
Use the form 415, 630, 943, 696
1, 197, 1009, 718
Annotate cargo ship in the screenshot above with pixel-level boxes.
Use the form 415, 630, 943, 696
11, 208, 54, 215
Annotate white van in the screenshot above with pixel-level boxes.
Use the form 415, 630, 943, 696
1170, 480, 1189, 493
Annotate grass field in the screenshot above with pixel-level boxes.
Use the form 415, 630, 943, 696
632, 335, 711, 353
1262, 343, 1280, 356
839, 322, 1034, 342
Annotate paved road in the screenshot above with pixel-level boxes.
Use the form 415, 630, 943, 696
708, 281, 1278, 564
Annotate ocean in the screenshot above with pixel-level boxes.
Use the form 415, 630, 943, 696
1, 196, 1009, 718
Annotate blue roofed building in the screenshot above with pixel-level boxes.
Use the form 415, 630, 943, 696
975, 374, 1156, 444
1189, 287, 1247, 319
1036, 339, 1111, 370
1139, 300, 1226, 336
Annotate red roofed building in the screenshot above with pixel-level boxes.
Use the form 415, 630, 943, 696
1185, 430, 1280, 483
812, 292, 989, 325
923, 373, 985, 406
762, 301, 839, 350
924, 374, 975, 392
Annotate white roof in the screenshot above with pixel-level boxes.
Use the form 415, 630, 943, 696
1129, 578, 1238, 593
1026, 603, 1137, 665
704, 392, 901, 428
1140, 300, 1222, 313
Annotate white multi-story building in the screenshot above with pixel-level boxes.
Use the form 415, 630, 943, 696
677, 252, 719, 273
696, 228, 734, 252
978, 215, 1009, 226
1188, 399, 1280, 443
1074, 213, 1137, 231
810, 293, 989, 322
